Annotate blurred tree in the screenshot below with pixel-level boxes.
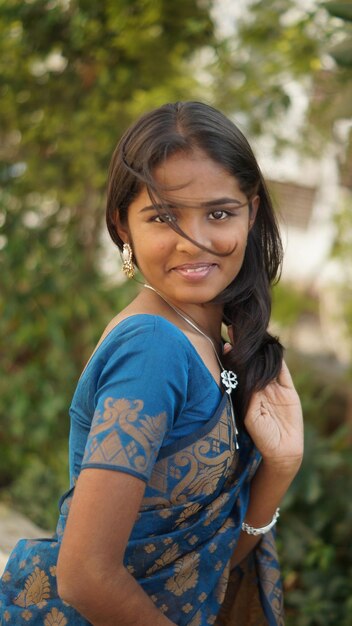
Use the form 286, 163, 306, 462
278, 356, 352, 626
323, 1, 352, 68
209, 0, 352, 358
0, 0, 216, 526
210, 0, 327, 142
319, 2, 352, 342
216, 6, 352, 619
210, 0, 351, 151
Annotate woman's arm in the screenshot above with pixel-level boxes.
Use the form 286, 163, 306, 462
230, 360, 304, 568
57, 468, 176, 626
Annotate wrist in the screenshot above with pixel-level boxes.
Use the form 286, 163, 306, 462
242, 508, 280, 536
260, 455, 303, 477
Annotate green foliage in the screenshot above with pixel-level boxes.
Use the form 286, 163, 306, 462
209, 0, 352, 153
0, 0, 217, 527
329, 192, 352, 363
323, 1, 352, 68
2, 447, 69, 531
330, 39, 352, 67
279, 359, 352, 625
322, 2, 352, 22
0, 0, 214, 206
272, 282, 318, 328
272, 280, 352, 622
211, 0, 329, 140
0, 183, 137, 525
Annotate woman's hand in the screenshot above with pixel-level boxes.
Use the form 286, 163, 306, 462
223, 340, 303, 473
244, 360, 304, 473
228, 364, 303, 569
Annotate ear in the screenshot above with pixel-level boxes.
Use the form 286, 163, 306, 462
248, 195, 259, 230
114, 211, 130, 244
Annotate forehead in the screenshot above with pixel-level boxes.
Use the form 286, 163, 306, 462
152, 150, 243, 201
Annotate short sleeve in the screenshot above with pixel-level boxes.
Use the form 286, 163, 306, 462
81, 317, 189, 482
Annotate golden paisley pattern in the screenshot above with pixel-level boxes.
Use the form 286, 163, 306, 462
215, 567, 230, 604
175, 502, 202, 526
14, 567, 50, 608
1, 394, 284, 625
82, 397, 167, 477
146, 543, 180, 575
21, 609, 32, 621
144, 402, 236, 508
256, 532, 285, 625
44, 607, 68, 625
203, 493, 231, 527
165, 552, 200, 597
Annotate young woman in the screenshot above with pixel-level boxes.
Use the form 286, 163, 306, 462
0, 101, 303, 626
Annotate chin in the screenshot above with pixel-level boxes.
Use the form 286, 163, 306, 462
170, 287, 224, 305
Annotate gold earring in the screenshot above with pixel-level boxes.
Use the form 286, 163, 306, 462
122, 243, 135, 279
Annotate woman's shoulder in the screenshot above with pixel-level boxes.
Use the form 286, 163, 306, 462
101, 313, 193, 348
71, 314, 193, 417
82, 314, 193, 382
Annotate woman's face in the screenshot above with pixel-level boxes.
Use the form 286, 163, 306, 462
117, 150, 258, 310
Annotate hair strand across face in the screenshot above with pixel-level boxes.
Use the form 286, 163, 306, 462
106, 101, 284, 420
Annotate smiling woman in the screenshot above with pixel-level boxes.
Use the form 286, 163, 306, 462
0, 102, 303, 626
115, 149, 257, 312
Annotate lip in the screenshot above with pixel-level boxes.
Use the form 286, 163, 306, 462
171, 262, 217, 281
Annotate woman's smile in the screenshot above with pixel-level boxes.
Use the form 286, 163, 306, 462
170, 262, 218, 281
117, 148, 258, 317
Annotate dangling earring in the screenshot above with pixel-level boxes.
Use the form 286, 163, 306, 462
121, 243, 135, 279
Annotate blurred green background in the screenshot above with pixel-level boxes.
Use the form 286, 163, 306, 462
0, 1, 351, 624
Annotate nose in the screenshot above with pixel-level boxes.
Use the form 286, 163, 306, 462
175, 215, 210, 254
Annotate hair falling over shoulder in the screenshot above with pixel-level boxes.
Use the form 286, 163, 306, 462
106, 101, 284, 422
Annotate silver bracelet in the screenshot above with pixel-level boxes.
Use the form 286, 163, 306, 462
241, 508, 280, 536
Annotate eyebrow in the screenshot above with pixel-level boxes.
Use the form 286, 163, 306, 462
138, 197, 247, 213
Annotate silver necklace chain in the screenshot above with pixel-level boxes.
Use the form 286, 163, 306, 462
144, 283, 239, 448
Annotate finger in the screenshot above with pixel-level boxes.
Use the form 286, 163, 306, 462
223, 342, 232, 355
276, 359, 294, 388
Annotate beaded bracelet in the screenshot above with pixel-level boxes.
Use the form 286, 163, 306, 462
241, 508, 280, 536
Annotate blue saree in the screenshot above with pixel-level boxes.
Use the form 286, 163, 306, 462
0, 316, 284, 625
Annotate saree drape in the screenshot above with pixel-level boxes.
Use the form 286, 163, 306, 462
1, 394, 283, 626
1, 316, 284, 625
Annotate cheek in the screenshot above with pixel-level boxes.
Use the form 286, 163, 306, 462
226, 225, 249, 268
220, 223, 249, 255
132, 233, 169, 266
152, 237, 170, 253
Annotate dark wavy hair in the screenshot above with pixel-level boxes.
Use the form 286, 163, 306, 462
106, 101, 284, 421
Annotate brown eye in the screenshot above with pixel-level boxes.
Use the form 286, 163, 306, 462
152, 213, 177, 224
209, 210, 229, 220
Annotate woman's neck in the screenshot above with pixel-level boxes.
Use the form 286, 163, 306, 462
137, 287, 224, 346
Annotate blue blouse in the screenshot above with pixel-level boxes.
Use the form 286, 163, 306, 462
69, 314, 223, 485
0, 314, 284, 626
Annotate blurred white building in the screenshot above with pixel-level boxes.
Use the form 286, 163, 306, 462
260, 141, 351, 366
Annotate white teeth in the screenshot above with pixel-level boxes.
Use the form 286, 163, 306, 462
183, 266, 208, 273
